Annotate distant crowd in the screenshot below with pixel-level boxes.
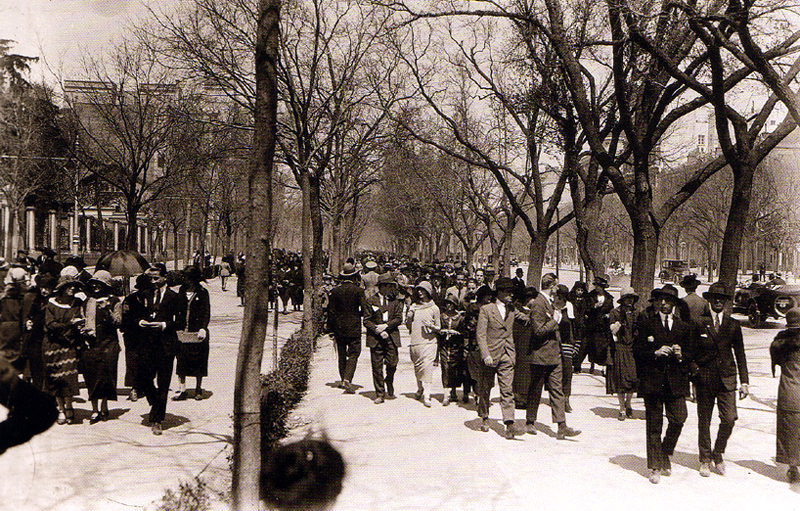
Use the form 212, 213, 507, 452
321, 255, 800, 486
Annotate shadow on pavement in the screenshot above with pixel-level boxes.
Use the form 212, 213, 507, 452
590, 406, 644, 420
464, 417, 523, 440
358, 390, 378, 401
735, 459, 786, 482
138, 412, 190, 430
609, 454, 650, 479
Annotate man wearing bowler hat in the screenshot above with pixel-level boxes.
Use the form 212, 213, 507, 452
692, 282, 749, 477
634, 284, 696, 483
363, 273, 403, 403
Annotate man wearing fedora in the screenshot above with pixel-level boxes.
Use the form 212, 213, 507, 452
327, 263, 369, 394
363, 273, 403, 404
634, 284, 696, 483
679, 274, 710, 325
475, 277, 528, 439
525, 273, 581, 440
691, 282, 749, 477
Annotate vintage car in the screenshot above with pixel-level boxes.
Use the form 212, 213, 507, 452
733, 278, 800, 327
658, 259, 690, 283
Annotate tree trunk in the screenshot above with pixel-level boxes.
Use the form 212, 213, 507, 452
300, 170, 314, 338
629, 211, 660, 301
125, 205, 139, 251
173, 226, 180, 270
500, 215, 515, 277
330, 210, 343, 275
184, 203, 193, 264
526, 233, 548, 286
718, 163, 756, 289
10, 208, 20, 257
231, 1, 280, 509
308, 173, 325, 338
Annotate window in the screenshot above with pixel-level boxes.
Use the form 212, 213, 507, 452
697, 134, 706, 152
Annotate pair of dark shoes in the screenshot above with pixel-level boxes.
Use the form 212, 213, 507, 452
129, 389, 139, 402
89, 410, 110, 424
151, 422, 162, 435
504, 422, 515, 440
342, 381, 356, 394
174, 390, 203, 401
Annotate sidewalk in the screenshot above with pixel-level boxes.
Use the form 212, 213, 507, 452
0, 278, 301, 511
290, 319, 798, 511
2, 276, 798, 510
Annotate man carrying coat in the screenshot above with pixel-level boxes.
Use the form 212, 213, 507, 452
363, 273, 403, 404
327, 263, 369, 394
692, 282, 749, 477
475, 277, 527, 439
526, 273, 581, 440
634, 284, 696, 484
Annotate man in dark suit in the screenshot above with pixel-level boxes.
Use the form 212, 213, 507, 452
678, 274, 710, 325
475, 277, 527, 439
634, 284, 696, 484
692, 282, 749, 477
326, 263, 369, 394
525, 273, 581, 440
363, 273, 403, 404
137, 263, 187, 435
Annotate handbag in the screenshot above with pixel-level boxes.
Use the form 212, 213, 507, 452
176, 330, 202, 343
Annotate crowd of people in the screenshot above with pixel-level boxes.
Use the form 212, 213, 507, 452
321, 255, 799, 486
0, 248, 211, 437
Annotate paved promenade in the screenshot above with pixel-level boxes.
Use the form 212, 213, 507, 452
1, 273, 799, 510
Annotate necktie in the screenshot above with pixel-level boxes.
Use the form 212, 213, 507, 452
713, 314, 720, 332
664, 316, 670, 332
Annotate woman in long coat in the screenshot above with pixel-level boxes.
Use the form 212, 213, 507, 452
771, 307, 800, 483
607, 286, 639, 420
43, 277, 85, 425
437, 295, 464, 406
405, 281, 440, 407
81, 270, 122, 423
174, 265, 211, 401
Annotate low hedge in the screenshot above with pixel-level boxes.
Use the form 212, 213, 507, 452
260, 329, 315, 454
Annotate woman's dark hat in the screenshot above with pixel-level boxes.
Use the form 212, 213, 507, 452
592, 275, 610, 288
702, 282, 732, 301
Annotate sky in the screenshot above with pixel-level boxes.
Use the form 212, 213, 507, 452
0, 0, 176, 82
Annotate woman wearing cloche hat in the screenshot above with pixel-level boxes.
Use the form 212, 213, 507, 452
81, 270, 123, 423
771, 308, 800, 484
42, 273, 86, 425
607, 286, 639, 420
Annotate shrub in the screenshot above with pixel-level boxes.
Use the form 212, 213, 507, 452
260, 329, 314, 453
156, 477, 210, 511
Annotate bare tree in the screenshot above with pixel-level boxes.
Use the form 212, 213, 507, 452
64, 42, 195, 250
231, 0, 281, 509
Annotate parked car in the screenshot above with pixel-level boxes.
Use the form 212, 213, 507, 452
659, 259, 690, 283
733, 277, 800, 327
